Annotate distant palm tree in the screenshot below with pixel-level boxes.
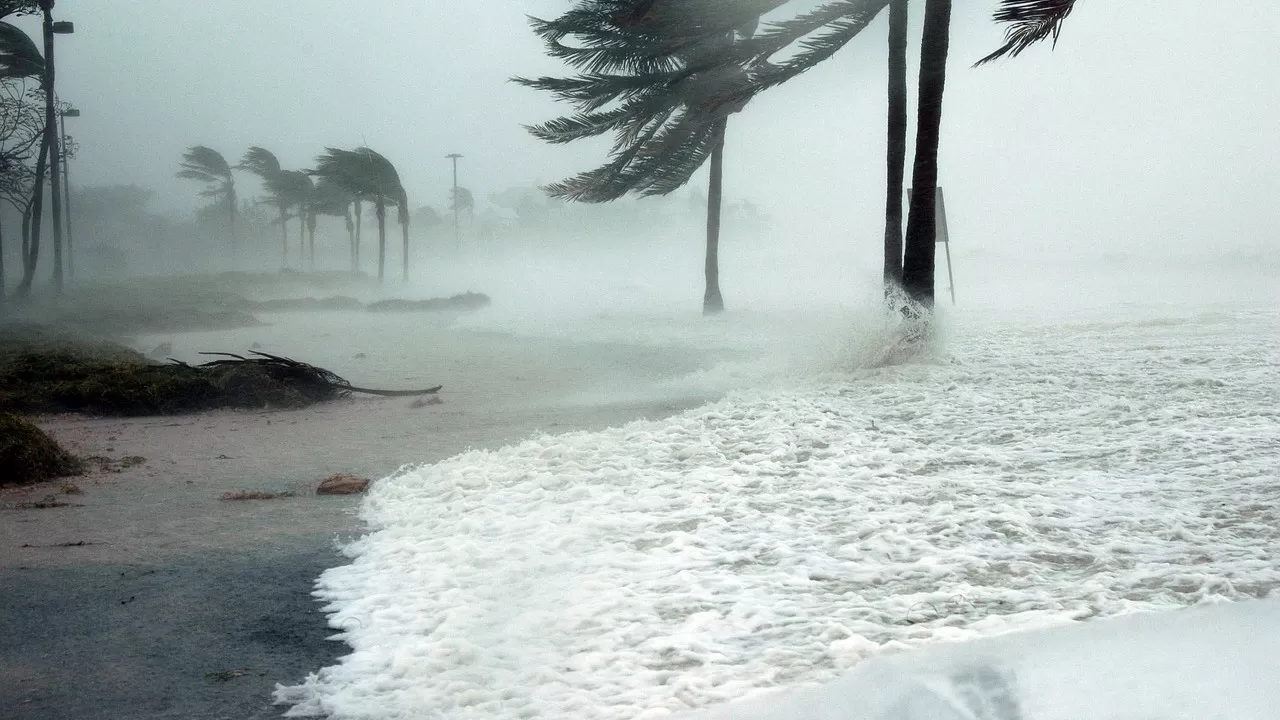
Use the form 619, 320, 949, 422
275, 169, 314, 268
311, 147, 408, 282
309, 176, 357, 272
238, 146, 290, 266
176, 145, 236, 252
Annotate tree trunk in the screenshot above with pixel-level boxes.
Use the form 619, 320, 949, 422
345, 210, 356, 273
901, 0, 952, 310
883, 0, 908, 295
401, 214, 410, 283
0, 216, 6, 301
308, 213, 317, 271
375, 197, 386, 283
703, 119, 727, 316
43, 6, 64, 293
227, 185, 237, 259
279, 207, 289, 268
353, 200, 362, 274
297, 206, 305, 269
16, 131, 50, 298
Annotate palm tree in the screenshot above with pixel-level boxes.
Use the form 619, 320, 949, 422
311, 147, 408, 283
176, 145, 236, 253
519, 1, 771, 315
238, 146, 290, 266
274, 169, 314, 268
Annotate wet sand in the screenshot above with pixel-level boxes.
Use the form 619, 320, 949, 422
0, 314, 726, 720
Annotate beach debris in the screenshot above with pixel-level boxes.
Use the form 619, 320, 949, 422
218, 490, 297, 501
0, 413, 84, 486
409, 396, 444, 409
317, 473, 371, 495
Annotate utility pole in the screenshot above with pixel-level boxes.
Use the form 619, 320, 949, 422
42, 2, 73, 291
446, 153, 462, 252
60, 106, 79, 281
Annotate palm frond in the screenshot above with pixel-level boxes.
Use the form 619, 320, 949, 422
0, 21, 42, 79
177, 145, 232, 181
238, 146, 281, 179
976, 0, 1078, 66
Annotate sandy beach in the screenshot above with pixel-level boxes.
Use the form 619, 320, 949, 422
0, 310, 731, 720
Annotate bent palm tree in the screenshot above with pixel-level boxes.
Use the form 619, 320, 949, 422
177, 146, 236, 252
311, 147, 407, 283
238, 146, 290, 266
274, 170, 314, 268
519, 1, 769, 314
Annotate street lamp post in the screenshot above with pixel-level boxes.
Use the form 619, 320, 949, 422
60, 107, 79, 281
42, 4, 74, 291
446, 153, 462, 252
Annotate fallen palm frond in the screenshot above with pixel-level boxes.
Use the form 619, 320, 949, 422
0, 327, 441, 416
187, 352, 442, 399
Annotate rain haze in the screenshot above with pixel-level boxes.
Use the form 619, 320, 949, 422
1, 2, 1277, 720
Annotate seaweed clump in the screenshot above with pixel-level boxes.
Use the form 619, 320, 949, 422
0, 413, 83, 486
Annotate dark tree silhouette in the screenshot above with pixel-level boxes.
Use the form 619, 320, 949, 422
176, 146, 236, 254
311, 147, 408, 282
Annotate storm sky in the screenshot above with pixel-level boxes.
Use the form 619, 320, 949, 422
16, 0, 1280, 260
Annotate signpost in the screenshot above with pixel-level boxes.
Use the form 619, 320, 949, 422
907, 186, 956, 306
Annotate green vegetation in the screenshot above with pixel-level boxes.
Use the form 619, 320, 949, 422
0, 411, 82, 486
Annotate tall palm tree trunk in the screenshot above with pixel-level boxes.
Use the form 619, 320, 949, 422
308, 213, 317, 271
883, 0, 908, 295
16, 132, 51, 298
400, 211, 410, 283
227, 187, 237, 256
353, 200, 362, 274
901, 0, 952, 310
279, 207, 289, 267
375, 197, 387, 283
297, 208, 305, 269
345, 211, 356, 273
702, 119, 727, 315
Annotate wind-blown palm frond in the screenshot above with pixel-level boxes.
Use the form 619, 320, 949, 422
0, 21, 41, 79
238, 146, 282, 180
524, 0, 785, 202
176, 145, 232, 186
976, 0, 1078, 65
270, 170, 313, 217
739, 0, 888, 96
310, 147, 403, 201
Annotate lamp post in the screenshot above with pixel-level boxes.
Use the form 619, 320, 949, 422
60, 106, 79, 281
42, 2, 74, 291
446, 153, 462, 252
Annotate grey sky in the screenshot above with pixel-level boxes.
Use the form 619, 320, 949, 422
19, 0, 1280, 258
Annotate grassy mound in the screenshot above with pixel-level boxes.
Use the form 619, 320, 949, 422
0, 413, 83, 486
0, 327, 348, 416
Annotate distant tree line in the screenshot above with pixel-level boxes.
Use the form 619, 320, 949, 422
176, 145, 412, 283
